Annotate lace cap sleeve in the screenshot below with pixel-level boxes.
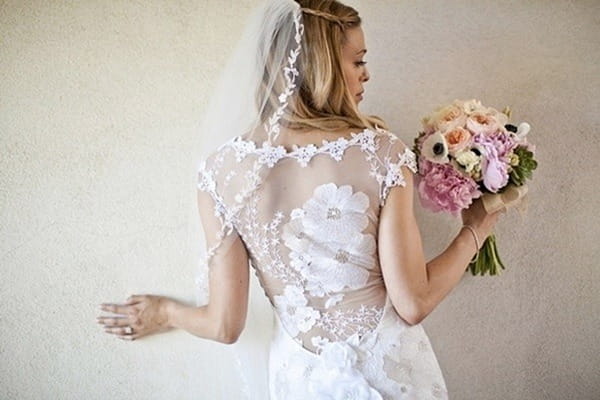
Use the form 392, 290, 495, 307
377, 130, 418, 206
197, 157, 237, 235
195, 154, 241, 305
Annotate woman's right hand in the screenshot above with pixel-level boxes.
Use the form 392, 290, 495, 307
461, 198, 504, 247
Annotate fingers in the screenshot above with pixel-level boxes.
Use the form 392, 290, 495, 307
97, 316, 130, 328
117, 333, 141, 341
103, 326, 132, 336
99, 303, 136, 315
103, 325, 142, 341
98, 295, 145, 341
98, 295, 161, 342
125, 295, 144, 305
100, 295, 144, 315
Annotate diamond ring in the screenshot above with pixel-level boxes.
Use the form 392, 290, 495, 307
124, 326, 133, 335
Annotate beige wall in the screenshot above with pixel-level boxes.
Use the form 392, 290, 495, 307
1, 1, 598, 399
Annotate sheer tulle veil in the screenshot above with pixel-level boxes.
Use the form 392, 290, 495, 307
193, 0, 306, 397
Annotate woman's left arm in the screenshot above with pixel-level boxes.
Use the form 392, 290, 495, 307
98, 189, 250, 344
166, 234, 250, 344
97, 236, 249, 344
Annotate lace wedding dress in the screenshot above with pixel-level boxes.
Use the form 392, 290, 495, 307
197, 126, 449, 399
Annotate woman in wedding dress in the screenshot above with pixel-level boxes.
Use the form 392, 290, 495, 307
98, 1, 502, 398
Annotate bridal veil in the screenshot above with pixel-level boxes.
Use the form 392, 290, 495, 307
194, 1, 306, 398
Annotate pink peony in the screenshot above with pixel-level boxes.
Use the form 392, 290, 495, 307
417, 158, 482, 216
472, 133, 510, 193
483, 156, 508, 193
484, 129, 518, 159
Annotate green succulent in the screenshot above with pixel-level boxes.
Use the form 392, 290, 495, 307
509, 146, 537, 186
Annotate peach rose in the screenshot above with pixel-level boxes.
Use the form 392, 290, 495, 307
466, 112, 505, 135
444, 126, 471, 155
487, 107, 509, 126
422, 104, 467, 134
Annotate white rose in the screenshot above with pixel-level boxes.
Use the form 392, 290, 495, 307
455, 150, 481, 173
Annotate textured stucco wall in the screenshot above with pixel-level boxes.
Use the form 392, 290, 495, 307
1, 1, 598, 399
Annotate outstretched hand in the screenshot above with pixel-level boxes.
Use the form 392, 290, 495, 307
97, 294, 172, 341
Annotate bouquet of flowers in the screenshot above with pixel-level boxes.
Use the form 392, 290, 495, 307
413, 99, 537, 276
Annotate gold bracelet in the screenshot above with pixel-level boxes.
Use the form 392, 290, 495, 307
462, 224, 480, 263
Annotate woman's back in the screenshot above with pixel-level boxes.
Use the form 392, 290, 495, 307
197, 126, 449, 398
199, 126, 409, 349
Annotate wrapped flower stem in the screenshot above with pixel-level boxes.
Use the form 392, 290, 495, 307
467, 234, 505, 276
464, 183, 527, 276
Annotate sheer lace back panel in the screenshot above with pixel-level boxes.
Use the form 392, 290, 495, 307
197, 127, 417, 354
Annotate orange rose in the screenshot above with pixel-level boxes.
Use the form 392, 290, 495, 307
444, 127, 471, 155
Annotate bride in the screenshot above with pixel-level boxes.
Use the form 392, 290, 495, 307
98, 0, 502, 398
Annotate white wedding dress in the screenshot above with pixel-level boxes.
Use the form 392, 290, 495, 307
197, 126, 449, 399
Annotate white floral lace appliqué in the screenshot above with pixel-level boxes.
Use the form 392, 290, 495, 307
306, 333, 383, 399
273, 285, 321, 337
282, 183, 376, 298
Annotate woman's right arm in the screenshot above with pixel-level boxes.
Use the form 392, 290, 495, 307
378, 163, 501, 325
422, 199, 501, 322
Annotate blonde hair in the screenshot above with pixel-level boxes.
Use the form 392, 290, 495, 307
259, 0, 388, 133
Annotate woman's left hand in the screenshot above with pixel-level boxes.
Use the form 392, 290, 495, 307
97, 294, 172, 341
